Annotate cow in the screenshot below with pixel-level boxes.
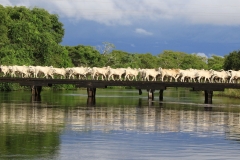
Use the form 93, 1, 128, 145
211, 69, 231, 83
228, 70, 240, 83
159, 68, 180, 82
108, 68, 126, 81
68, 67, 91, 79
91, 66, 110, 80
8, 65, 31, 78
179, 69, 198, 82
52, 67, 70, 79
29, 66, 55, 78
0, 65, 11, 77
194, 69, 213, 83
124, 67, 141, 81
141, 68, 160, 81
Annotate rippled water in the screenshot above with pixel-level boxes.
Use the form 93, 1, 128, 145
1, 88, 240, 159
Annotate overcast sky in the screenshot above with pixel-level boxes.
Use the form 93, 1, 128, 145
2, 0, 240, 57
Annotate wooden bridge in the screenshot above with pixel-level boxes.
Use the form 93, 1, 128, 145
1, 77, 240, 104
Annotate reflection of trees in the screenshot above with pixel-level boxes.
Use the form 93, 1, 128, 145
0, 104, 64, 159
1, 101, 240, 158
66, 106, 240, 141
0, 132, 60, 158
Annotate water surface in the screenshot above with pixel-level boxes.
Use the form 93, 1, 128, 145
1, 88, 240, 159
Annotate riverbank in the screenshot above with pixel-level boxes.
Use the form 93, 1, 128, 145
215, 89, 240, 98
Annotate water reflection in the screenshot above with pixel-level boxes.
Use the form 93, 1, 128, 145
31, 95, 41, 102
1, 89, 240, 159
63, 105, 240, 139
1, 102, 237, 140
0, 103, 64, 159
87, 97, 96, 106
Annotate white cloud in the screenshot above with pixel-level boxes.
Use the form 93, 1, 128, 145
2, 0, 240, 25
131, 44, 135, 47
195, 52, 208, 58
135, 28, 153, 36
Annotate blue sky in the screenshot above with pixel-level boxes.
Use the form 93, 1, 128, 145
2, 0, 240, 57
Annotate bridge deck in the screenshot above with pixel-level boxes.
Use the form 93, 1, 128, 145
0, 77, 240, 91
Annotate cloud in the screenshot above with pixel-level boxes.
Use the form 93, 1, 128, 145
195, 52, 208, 58
2, 0, 240, 26
135, 28, 153, 36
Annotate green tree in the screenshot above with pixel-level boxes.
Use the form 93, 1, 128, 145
157, 50, 207, 69
181, 54, 208, 69
224, 50, 240, 70
137, 53, 159, 69
0, 5, 71, 67
67, 45, 104, 67
157, 50, 186, 68
208, 55, 224, 70
106, 50, 141, 68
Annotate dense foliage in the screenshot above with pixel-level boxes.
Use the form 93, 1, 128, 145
223, 50, 240, 70
0, 5, 71, 67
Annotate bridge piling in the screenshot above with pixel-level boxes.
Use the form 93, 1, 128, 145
159, 90, 164, 101
31, 86, 42, 95
87, 88, 96, 97
147, 89, 155, 100
204, 90, 213, 104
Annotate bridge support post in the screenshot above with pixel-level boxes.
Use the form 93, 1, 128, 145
87, 88, 96, 97
31, 86, 42, 102
159, 90, 164, 101
147, 89, 155, 100
204, 90, 213, 104
31, 86, 42, 95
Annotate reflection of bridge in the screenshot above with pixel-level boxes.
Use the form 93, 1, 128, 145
1, 77, 240, 104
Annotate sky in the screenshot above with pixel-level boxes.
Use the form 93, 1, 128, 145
1, 0, 240, 57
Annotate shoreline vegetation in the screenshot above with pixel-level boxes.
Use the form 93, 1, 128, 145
215, 89, 240, 98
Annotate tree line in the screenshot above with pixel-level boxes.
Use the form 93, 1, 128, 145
0, 5, 239, 90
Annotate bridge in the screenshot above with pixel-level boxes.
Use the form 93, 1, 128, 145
1, 77, 240, 104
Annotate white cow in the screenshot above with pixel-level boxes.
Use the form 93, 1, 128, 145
159, 68, 180, 82
29, 66, 55, 78
52, 67, 69, 79
0, 65, 11, 77
108, 68, 126, 81
8, 65, 31, 78
194, 69, 213, 83
68, 67, 90, 79
91, 66, 110, 80
141, 69, 160, 81
211, 69, 231, 83
229, 70, 240, 83
124, 67, 141, 81
179, 69, 198, 82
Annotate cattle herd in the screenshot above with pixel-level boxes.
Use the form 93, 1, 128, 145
0, 65, 239, 83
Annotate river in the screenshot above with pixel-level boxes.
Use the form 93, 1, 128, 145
1, 88, 240, 160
